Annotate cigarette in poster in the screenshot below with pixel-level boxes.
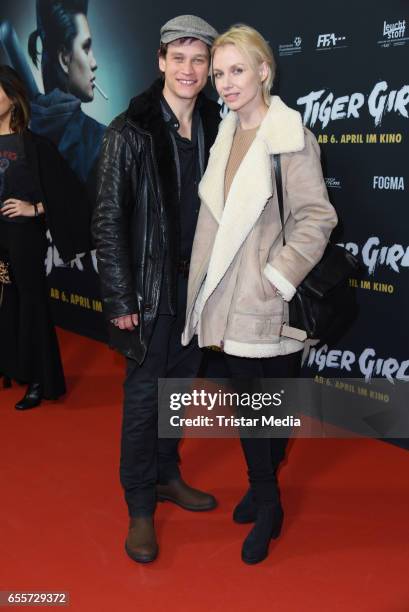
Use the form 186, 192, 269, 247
94, 80, 108, 100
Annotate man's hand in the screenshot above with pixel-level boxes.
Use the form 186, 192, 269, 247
1, 198, 37, 218
111, 314, 139, 331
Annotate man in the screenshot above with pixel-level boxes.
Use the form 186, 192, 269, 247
93, 15, 220, 564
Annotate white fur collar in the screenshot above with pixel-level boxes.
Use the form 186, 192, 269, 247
198, 96, 304, 308
219, 95, 305, 156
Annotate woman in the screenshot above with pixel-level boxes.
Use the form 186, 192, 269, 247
0, 65, 90, 409
182, 25, 338, 564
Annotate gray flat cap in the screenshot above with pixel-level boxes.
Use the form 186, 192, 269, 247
160, 15, 218, 47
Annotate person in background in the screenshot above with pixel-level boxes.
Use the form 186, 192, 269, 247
0, 64, 90, 409
183, 24, 338, 564
93, 16, 221, 564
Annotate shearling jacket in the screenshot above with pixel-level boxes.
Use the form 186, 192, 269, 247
182, 96, 338, 358
93, 79, 220, 363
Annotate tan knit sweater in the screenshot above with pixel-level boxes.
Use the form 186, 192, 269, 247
224, 126, 258, 202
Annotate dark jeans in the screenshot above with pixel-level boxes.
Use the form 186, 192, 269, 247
121, 275, 202, 517
222, 350, 302, 505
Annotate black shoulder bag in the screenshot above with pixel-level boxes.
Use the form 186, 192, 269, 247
273, 154, 361, 343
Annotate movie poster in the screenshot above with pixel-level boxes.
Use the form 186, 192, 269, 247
1, 1, 408, 410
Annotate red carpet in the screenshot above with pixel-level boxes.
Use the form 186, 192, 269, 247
1, 329, 408, 611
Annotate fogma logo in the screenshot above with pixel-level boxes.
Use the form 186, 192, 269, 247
316, 33, 347, 49
297, 81, 409, 128
325, 177, 342, 189
307, 345, 409, 382
383, 20, 406, 39
373, 176, 405, 190
338, 237, 409, 275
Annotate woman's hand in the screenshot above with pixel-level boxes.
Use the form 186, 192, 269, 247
1, 198, 36, 218
111, 314, 139, 331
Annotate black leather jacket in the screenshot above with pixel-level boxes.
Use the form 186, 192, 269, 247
92, 79, 220, 363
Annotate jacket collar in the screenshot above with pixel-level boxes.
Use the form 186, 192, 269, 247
200, 96, 304, 224
126, 79, 165, 131
199, 96, 305, 308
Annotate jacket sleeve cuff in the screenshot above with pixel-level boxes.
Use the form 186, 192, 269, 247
263, 264, 297, 302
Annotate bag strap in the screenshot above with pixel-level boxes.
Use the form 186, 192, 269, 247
272, 155, 309, 342
273, 154, 286, 246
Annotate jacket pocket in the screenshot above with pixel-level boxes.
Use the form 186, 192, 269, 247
228, 312, 283, 342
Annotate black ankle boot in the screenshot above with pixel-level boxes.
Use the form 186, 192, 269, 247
234, 480, 281, 524
241, 503, 284, 565
15, 383, 42, 410
233, 488, 257, 524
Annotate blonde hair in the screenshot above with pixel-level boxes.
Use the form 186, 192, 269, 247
211, 24, 276, 106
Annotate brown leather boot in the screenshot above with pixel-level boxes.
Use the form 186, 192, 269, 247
157, 478, 217, 511
125, 516, 158, 564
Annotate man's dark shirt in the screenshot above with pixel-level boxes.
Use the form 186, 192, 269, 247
159, 95, 204, 314
160, 95, 203, 259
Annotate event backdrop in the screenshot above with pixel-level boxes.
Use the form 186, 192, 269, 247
1, 1, 408, 390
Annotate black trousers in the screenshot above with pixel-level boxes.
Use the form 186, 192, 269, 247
121, 274, 202, 517
0, 219, 65, 398
222, 350, 302, 505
